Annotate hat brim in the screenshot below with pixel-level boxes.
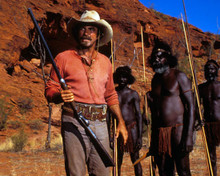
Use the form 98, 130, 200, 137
67, 17, 113, 46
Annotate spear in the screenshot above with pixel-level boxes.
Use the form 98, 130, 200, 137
109, 37, 127, 60
111, 39, 118, 176
133, 95, 155, 175
144, 95, 155, 176
133, 95, 155, 176
181, 2, 214, 174
111, 39, 115, 72
141, 26, 146, 84
129, 48, 141, 68
141, 26, 150, 169
134, 26, 155, 175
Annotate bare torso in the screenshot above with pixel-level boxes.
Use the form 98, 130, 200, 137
199, 81, 220, 122
150, 68, 189, 127
116, 87, 140, 125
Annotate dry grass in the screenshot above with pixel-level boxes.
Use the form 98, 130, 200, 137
0, 130, 219, 176
50, 134, 63, 150
0, 138, 13, 151
0, 133, 63, 152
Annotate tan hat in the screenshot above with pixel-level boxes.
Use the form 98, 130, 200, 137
67, 10, 113, 46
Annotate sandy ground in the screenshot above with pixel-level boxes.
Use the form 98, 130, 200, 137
0, 130, 219, 176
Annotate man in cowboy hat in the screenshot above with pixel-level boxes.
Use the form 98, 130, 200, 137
146, 40, 195, 176
197, 59, 220, 176
45, 10, 128, 176
112, 66, 143, 176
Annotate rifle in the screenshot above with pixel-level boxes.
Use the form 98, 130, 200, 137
28, 8, 114, 167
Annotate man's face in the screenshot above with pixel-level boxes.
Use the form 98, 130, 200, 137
78, 25, 98, 48
152, 51, 169, 74
205, 63, 218, 81
119, 75, 128, 87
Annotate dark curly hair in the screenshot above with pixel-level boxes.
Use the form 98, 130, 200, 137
113, 66, 136, 85
148, 40, 178, 68
204, 59, 219, 79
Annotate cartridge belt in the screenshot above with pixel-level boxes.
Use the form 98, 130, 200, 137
62, 102, 107, 122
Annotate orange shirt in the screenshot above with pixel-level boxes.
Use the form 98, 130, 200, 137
45, 50, 119, 106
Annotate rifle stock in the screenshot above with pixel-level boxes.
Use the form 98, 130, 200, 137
28, 8, 114, 167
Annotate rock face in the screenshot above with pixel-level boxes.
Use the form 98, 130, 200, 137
1, 0, 219, 66
0, 0, 219, 141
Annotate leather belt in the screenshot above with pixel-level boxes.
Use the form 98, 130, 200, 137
62, 102, 107, 122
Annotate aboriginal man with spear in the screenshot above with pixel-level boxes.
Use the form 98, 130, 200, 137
197, 59, 220, 176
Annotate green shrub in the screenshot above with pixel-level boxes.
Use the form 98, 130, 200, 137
28, 119, 43, 130
17, 98, 33, 114
153, 10, 169, 22
7, 120, 23, 129
11, 129, 28, 152
0, 98, 11, 130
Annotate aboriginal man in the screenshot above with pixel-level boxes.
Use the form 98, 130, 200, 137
113, 66, 143, 176
147, 40, 195, 176
198, 59, 220, 176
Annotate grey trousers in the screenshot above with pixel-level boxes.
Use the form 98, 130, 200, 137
61, 114, 110, 176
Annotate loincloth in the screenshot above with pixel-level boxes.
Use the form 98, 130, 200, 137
204, 121, 220, 146
119, 121, 136, 153
150, 124, 183, 157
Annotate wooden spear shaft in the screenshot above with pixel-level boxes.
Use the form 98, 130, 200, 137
111, 39, 115, 73
111, 39, 118, 176
144, 95, 155, 176
141, 26, 146, 84
134, 27, 154, 174
113, 117, 118, 176
142, 24, 154, 173
181, 14, 214, 176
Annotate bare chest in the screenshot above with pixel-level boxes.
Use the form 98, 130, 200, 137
152, 76, 180, 97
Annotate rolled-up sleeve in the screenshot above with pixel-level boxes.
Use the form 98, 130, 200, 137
104, 64, 119, 106
45, 56, 62, 102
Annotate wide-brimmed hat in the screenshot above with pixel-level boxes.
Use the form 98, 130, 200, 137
67, 10, 113, 46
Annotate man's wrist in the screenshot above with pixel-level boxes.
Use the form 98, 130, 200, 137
118, 119, 126, 126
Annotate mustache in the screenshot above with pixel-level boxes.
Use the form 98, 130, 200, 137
80, 36, 91, 40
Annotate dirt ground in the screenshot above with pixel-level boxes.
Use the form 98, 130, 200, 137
0, 130, 219, 176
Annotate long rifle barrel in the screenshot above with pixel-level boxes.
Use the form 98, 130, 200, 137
28, 8, 63, 83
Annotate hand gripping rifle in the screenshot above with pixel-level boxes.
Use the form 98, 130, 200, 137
28, 8, 114, 167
